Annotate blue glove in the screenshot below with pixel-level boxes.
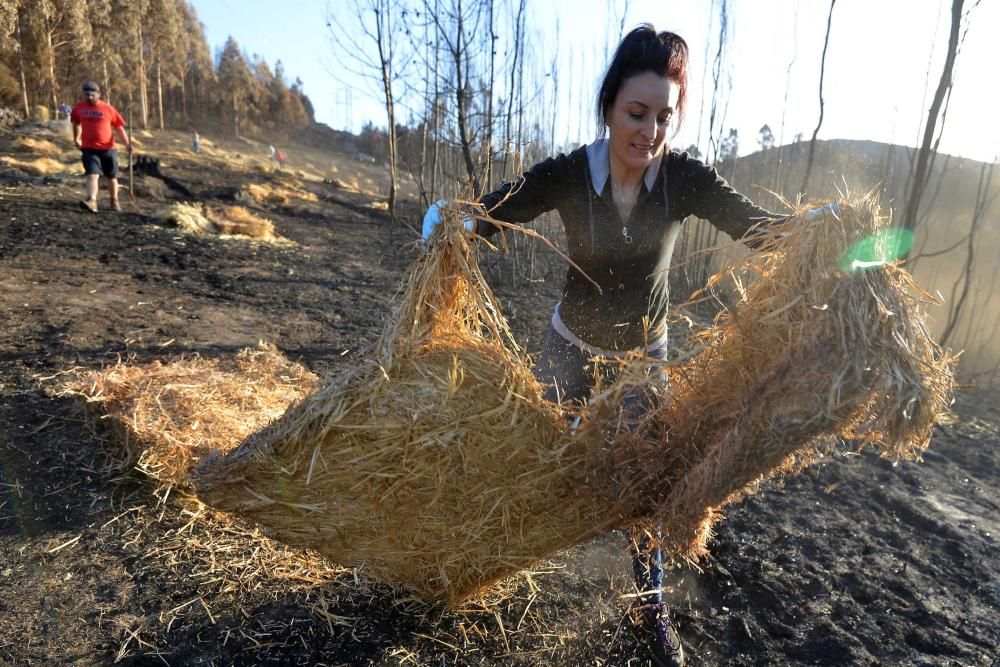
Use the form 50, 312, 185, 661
803, 201, 841, 220
422, 200, 474, 242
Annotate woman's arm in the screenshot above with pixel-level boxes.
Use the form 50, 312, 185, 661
672, 152, 787, 246
475, 154, 568, 237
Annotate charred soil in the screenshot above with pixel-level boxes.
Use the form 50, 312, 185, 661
0, 128, 997, 666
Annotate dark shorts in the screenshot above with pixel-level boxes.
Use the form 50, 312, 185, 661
81, 148, 118, 178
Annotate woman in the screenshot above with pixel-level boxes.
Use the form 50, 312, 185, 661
424, 25, 790, 667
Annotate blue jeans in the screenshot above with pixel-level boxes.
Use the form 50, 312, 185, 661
533, 326, 665, 605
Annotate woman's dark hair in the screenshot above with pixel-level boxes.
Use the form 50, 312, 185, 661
596, 25, 689, 138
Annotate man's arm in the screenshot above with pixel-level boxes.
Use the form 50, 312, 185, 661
114, 126, 131, 152
72, 121, 82, 149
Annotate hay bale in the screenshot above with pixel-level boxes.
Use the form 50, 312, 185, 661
66, 345, 319, 486
189, 196, 952, 604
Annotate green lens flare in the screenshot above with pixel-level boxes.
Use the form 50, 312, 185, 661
839, 229, 914, 273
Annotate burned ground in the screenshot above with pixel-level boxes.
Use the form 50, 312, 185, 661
0, 128, 996, 666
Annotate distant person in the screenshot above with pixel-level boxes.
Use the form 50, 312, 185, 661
57, 103, 72, 120
192, 131, 201, 155
70, 80, 131, 213
276, 149, 287, 169
268, 144, 276, 161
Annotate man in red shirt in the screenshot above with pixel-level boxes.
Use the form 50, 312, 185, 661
70, 81, 132, 212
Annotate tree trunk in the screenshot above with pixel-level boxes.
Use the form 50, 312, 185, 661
799, 0, 836, 198
453, 2, 481, 193
102, 60, 111, 104
138, 24, 149, 129
901, 0, 964, 237
501, 0, 525, 182
938, 160, 995, 347
46, 28, 58, 112
156, 58, 165, 130
429, 0, 441, 202
180, 71, 188, 123
16, 17, 29, 117
374, 1, 397, 217
483, 0, 495, 191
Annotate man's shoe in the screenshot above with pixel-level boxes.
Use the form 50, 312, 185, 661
110, 199, 122, 212
79, 199, 98, 213
641, 603, 684, 667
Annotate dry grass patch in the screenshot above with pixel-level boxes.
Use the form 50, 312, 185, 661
154, 202, 285, 242
0, 155, 73, 176
15, 135, 66, 155
245, 182, 319, 206
206, 204, 279, 240
65, 344, 319, 487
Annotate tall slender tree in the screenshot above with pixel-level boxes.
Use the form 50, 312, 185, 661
0, 0, 29, 115
901, 0, 967, 237
147, 0, 183, 130
216, 36, 254, 137
23, 0, 92, 110
327, 0, 411, 218
799, 0, 836, 198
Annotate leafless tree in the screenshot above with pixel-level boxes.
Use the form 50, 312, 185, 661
938, 158, 997, 347
327, 0, 412, 218
774, 2, 799, 197
900, 0, 975, 237
799, 0, 836, 199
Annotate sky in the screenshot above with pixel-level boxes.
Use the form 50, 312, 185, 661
190, 0, 1000, 164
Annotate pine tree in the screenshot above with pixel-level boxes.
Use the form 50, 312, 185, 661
216, 36, 253, 137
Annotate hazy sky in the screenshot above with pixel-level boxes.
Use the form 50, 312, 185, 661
190, 0, 999, 163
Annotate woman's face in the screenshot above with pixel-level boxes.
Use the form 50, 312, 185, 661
606, 71, 679, 174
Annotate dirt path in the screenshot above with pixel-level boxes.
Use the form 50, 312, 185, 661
0, 128, 996, 666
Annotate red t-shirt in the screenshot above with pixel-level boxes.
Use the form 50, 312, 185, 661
70, 100, 125, 150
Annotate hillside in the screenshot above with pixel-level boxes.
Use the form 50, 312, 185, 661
715, 138, 1000, 380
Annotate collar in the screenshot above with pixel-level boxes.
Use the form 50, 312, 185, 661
585, 138, 662, 195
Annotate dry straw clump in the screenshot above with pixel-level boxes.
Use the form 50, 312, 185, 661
15, 135, 66, 155
245, 182, 319, 206
205, 204, 278, 240
189, 194, 953, 604
192, 216, 603, 604
154, 202, 283, 242
154, 202, 214, 234
0, 155, 72, 176
591, 194, 956, 561
67, 344, 319, 486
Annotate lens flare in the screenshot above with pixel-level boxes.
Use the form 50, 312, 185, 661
839, 229, 914, 273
